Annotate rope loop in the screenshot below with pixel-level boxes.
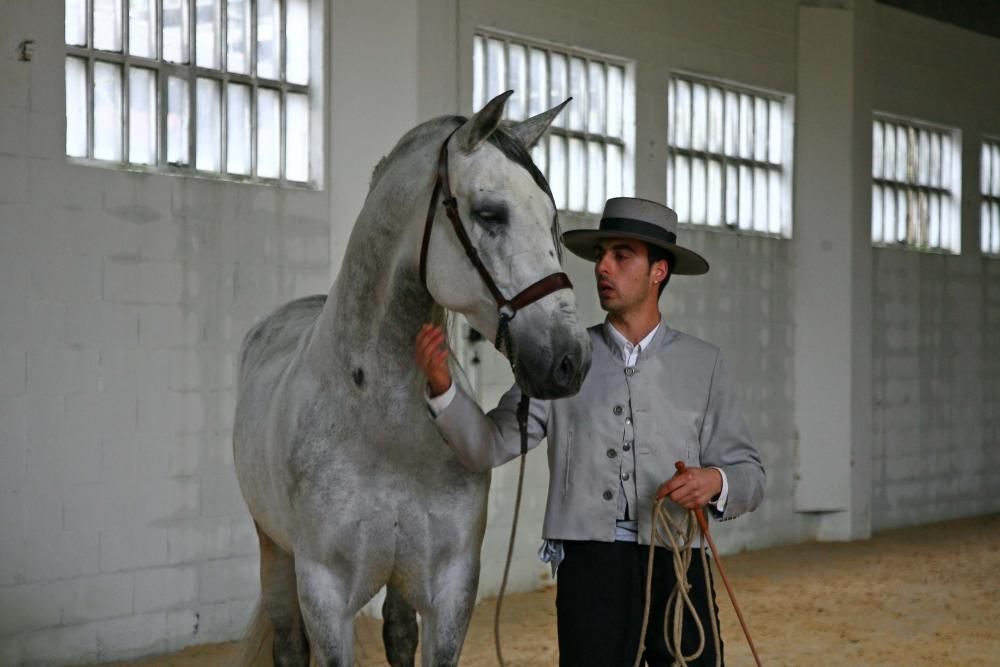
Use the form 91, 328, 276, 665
633, 499, 721, 667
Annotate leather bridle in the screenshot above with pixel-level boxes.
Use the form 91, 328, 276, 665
418, 125, 573, 666
418, 128, 573, 360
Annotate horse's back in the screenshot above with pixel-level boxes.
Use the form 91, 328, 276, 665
238, 294, 327, 389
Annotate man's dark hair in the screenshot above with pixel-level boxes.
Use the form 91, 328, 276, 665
647, 243, 674, 297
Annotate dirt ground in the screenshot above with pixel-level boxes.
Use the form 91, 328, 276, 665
98, 514, 1000, 666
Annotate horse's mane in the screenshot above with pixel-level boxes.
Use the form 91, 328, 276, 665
369, 116, 554, 202
368, 114, 562, 260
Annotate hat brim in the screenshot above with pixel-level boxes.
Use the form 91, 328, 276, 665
560, 229, 710, 275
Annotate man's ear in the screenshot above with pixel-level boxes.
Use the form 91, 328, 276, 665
652, 258, 669, 283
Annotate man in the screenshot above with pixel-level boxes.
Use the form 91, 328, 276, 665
415, 197, 765, 666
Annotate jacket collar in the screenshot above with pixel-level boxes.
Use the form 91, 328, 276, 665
598, 317, 676, 363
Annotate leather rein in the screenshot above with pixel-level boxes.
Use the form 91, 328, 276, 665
418, 127, 573, 355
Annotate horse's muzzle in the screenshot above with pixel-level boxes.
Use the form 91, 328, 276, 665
517, 334, 592, 400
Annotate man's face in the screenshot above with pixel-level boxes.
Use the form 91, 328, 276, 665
592, 238, 665, 314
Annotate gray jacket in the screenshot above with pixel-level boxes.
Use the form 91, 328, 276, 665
433, 322, 765, 544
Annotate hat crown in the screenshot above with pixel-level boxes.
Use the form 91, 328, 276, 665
601, 197, 678, 234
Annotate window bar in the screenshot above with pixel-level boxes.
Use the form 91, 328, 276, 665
750, 99, 757, 231
221, 0, 227, 72
543, 49, 552, 189
686, 79, 693, 225
732, 95, 740, 228
251, 83, 258, 177
760, 101, 768, 231
280, 88, 288, 183
581, 58, 589, 211
122, 1, 131, 164
157, 60, 167, 167
85, 0, 94, 158
719, 84, 727, 226
187, 0, 196, 168
250, 0, 258, 76
667, 79, 674, 210
280, 0, 287, 82
280, 0, 287, 182
123, 62, 131, 165
86, 0, 94, 49
503, 38, 510, 119
156, 0, 165, 166
221, 80, 229, 173
221, 1, 230, 173
881, 121, 888, 242
872, 120, 886, 241
156, 0, 163, 61
250, 0, 258, 176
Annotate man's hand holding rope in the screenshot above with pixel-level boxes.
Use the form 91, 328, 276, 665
656, 466, 723, 510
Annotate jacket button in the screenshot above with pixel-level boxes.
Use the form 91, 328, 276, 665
623, 442, 632, 452
625, 367, 636, 376
607, 448, 617, 459
613, 405, 623, 415
603, 490, 613, 501
622, 472, 631, 481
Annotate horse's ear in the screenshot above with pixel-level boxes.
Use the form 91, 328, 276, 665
508, 98, 572, 149
457, 90, 514, 152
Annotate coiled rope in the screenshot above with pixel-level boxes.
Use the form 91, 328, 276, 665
633, 497, 721, 667
634, 462, 763, 667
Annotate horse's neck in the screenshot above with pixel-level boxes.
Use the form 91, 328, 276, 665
305, 156, 442, 383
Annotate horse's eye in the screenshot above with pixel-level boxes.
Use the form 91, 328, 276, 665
474, 208, 508, 225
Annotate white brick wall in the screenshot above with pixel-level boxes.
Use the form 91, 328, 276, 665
0, 0, 330, 662
867, 3, 1000, 531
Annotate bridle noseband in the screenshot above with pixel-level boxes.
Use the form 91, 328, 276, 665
418, 128, 573, 361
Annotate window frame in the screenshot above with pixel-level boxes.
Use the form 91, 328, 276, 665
980, 136, 1000, 257
871, 111, 962, 254
472, 27, 636, 216
64, 0, 317, 187
666, 70, 795, 238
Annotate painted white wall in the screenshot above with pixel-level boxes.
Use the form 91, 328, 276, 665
0, 0, 331, 663
866, 4, 1000, 531
1, 0, 999, 664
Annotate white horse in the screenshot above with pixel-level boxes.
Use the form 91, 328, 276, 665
233, 92, 592, 667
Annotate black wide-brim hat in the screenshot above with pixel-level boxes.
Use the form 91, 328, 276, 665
561, 197, 710, 275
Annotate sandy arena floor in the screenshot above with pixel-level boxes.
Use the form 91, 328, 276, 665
97, 514, 1000, 666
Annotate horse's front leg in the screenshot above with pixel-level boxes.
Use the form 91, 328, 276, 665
295, 558, 355, 667
418, 552, 481, 667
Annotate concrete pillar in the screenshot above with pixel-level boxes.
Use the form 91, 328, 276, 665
792, 1, 873, 540
325, 0, 459, 277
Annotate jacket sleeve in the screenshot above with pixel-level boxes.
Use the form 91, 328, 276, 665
699, 351, 766, 521
432, 382, 551, 472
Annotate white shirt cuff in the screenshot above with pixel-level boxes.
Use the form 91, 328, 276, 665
709, 467, 729, 513
424, 381, 456, 417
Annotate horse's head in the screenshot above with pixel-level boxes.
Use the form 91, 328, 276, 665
424, 92, 592, 400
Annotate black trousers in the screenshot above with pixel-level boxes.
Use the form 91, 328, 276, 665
556, 540, 723, 667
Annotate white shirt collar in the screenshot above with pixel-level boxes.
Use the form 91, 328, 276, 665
604, 319, 661, 364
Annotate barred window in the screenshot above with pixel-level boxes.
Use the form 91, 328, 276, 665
64, 0, 315, 184
667, 74, 792, 237
473, 31, 635, 214
871, 115, 961, 253
981, 138, 1000, 256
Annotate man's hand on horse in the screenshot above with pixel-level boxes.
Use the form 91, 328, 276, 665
656, 466, 722, 509
415, 324, 452, 397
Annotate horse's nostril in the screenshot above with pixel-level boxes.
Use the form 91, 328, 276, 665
556, 354, 576, 386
